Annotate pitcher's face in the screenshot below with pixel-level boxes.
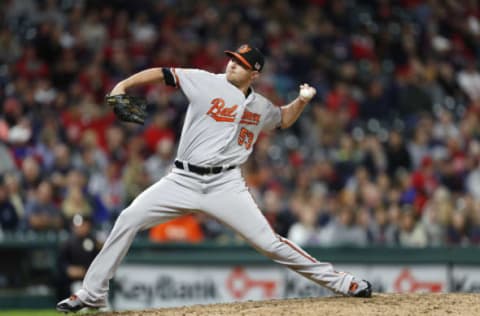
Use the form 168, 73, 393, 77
226, 58, 258, 87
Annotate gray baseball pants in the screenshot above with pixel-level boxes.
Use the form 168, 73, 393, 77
76, 167, 353, 305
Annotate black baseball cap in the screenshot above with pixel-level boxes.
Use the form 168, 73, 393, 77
225, 44, 265, 72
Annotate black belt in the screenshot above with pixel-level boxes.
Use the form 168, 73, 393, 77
174, 160, 236, 175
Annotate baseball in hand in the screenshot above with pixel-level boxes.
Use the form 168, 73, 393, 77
299, 84, 316, 101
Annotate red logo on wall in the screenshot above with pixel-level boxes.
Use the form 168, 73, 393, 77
394, 269, 443, 293
226, 267, 277, 299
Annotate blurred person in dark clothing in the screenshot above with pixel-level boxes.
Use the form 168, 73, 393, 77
49, 143, 74, 189
360, 80, 391, 120
368, 207, 392, 245
407, 127, 430, 169
24, 180, 63, 231
384, 130, 412, 177
56, 214, 100, 301
361, 135, 387, 177
396, 65, 432, 118
20, 156, 43, 201
104, 125, 127, 163
262, 188, 296, 238
447, 211, 470, 245
439, 136, 467, 193
0, 176, 18, 232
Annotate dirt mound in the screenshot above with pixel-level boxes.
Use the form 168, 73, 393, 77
91, 293, 479, 316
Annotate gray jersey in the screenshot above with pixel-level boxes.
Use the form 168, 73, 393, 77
170, 68, 281, 166
69, 67, 361, 308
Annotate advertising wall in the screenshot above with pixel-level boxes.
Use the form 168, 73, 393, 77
111, 263, 467, 310
451, 266, 480, 292
112, 265, 284, 309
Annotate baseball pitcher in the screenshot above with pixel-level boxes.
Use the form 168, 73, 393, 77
57, 44, 372, 313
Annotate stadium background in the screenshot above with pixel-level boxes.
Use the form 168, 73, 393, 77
1, 0, 480, 314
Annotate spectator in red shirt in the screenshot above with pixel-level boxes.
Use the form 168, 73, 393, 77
325, 81, 359, 122
15, 46, 49, 80
142, 112, 175, 154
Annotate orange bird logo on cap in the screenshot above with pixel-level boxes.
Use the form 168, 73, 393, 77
238, 45, 252, 54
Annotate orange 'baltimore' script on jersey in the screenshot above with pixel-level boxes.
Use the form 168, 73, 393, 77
207, 98, 238, 122
240, 110, 261, 125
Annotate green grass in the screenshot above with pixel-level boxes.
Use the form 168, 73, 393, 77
1, 310, 104, 315
1, 310, 60, 316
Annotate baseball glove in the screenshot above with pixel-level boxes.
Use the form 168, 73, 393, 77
105, 94, 147, 125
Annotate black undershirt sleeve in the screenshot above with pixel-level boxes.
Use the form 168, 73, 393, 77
162, 68, 176, 87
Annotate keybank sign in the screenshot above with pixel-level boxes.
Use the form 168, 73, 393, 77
112, 265, 283, 309
113, 275, 218, 304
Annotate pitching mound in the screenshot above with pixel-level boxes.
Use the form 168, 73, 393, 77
91, 293, 479, 316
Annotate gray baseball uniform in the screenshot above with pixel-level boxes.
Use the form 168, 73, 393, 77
75, 68, 354, 306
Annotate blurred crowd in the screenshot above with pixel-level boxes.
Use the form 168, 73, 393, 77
2, 0, 480, 247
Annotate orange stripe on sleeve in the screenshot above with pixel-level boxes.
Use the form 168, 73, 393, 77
171, 68, 180, 88
279, 235, 318, 263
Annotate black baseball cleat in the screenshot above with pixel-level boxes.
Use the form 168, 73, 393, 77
56, 294, 105, 313
348, 279, 372, 298
56, 295, 87, 313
